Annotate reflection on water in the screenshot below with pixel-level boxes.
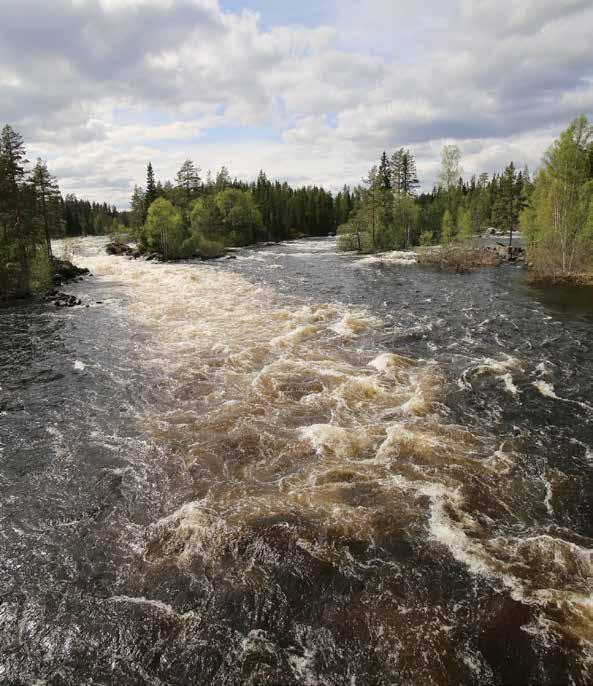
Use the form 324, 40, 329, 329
525, 280, 593, 321
0, 236, 592, 685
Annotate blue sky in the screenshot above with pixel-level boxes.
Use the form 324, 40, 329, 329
1, 0, 592, 207
220, 0, 330, 29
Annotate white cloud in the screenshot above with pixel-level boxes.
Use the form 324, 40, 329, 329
0, 0, 592, 206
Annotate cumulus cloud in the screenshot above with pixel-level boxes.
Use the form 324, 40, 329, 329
0, 0, 592, 206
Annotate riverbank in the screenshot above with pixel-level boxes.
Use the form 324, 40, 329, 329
0, 256, 89, 305
525, 268, 593, 287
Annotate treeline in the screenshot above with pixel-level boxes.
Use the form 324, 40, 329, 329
63, 195, 120, 236
339, 115, 593, 280
338, 146, 534, 252
0, 124, 125, 299
125, 161, 358, 258
0, 125, 60, 299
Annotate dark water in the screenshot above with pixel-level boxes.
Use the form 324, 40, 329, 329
0, 237, 592, 685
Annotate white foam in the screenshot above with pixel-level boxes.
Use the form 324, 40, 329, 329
501, 373, 519, 396
533, 380, 559, 399
108, 595, 195, 620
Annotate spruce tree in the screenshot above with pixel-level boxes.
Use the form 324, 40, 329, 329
145, 162, 157, 213
0, 125, 31, 290
176, 160, 201, 203
378, 151, 391, 190
31, 159, 62, 258
400, 150, 420, 196
492, 162, 525, 247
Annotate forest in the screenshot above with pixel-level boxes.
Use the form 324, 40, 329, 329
340, 116, 593, 280
122, 162, 356, 259
0, 125, 123, 300
2, 115, 593, 301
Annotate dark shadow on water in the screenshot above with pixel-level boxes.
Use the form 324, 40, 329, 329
522, 280, 593, 321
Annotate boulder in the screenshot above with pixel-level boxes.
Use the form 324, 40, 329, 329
46, 291, 82, 308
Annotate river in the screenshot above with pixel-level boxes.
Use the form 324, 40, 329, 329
1, 237, 592, 685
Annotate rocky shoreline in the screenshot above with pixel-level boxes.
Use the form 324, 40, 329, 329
45, 258, 90, 308
1, 257, 90, 307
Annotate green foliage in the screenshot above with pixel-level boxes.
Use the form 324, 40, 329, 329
63, 194, 121, 237
438, 145, 462, 196
337, 222, 361, 251
419, 230, 434, 247
190, 189, 263, 247
521, 116, 593, 275
457, 208, 474, 243
195, 237, 226, 259
128, 185, 146, 238
216, 189, 263, 245
145, 198, 184, 259
145, 162, 157, 211
393, 194, 419, 248
176, 160, 201, 206
491, 162, 525, 238
0, 124, 55, 298
391, 148, 420, 196
108, 219, 127, 246
441, 209, 456, 245
29, 247, 53, 293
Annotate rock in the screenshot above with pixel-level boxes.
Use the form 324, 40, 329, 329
105, 242, 134, 256
52, 258, 89, 282
47, 291, 82, 308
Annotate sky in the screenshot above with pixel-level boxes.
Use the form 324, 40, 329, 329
1, 0, 592, 208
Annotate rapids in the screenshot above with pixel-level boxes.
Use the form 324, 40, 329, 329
1, 236, 592, 685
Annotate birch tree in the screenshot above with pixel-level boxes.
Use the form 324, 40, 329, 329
521, 116, 593, 274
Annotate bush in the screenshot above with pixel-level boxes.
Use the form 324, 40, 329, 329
108, 220, 128, 247
30, 248, 54, 292
419, 230, 434, 247
197, 238, 225, 259
145, 198, 185, 259
417, 246, 501, 272
337, 223, 361, 251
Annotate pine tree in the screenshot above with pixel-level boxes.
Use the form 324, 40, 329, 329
215, 166, 231, 192
31, 159, 62, 258
145, 162, 157, 213
176, 160, 201, 203
378, 151, 391, 190
492, 162, 525, 247
400, 150, 420, 196
0, 125, 31, 290
129, 185, 146, 236
391, 148, 404, 195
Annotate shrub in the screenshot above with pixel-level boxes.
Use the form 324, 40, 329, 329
196, 237, 225, 259
30, 248, 54, 292
418, 246, 501, 272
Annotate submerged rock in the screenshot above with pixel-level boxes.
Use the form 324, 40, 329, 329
45, 290, 83, 308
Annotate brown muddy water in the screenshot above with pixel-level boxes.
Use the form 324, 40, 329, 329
0, 237, 592, 685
